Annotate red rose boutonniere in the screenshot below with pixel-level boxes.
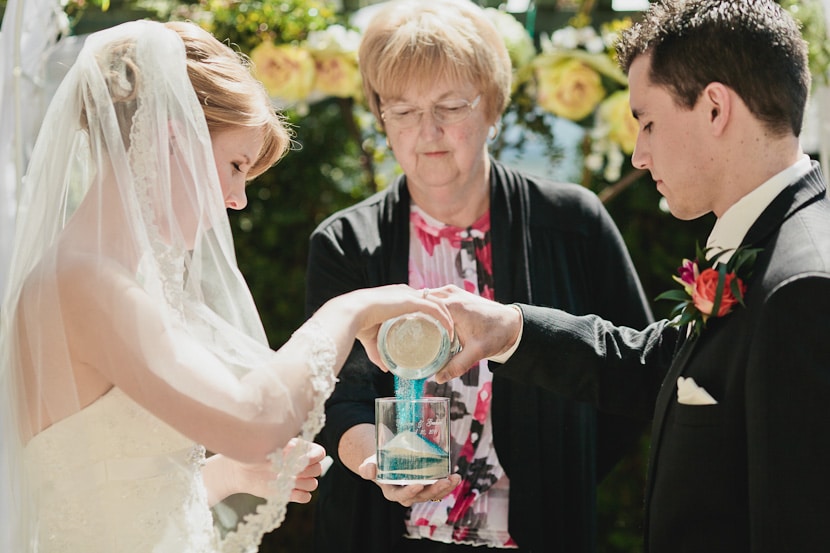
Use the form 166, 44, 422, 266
656, 244, 761, 337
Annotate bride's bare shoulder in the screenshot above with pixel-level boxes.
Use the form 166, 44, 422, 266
19, 251, 136, 311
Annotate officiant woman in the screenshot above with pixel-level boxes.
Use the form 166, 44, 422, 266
305, 0, 653, 551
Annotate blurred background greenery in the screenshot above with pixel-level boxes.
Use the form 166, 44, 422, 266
1, 0, 827, 551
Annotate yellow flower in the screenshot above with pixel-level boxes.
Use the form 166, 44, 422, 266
250, 42, 315, 102
313, 52, 362, 99
598, 89, 638, 154
534, 57, 605, 121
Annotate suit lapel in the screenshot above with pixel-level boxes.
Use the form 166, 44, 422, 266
644, 330, 698, 498
743, 163, 825, 246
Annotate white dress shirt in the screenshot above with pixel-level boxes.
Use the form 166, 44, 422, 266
706, 155, 812, 261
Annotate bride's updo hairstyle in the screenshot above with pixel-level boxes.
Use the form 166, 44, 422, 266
81, 21, 290, 179
79, 38, 140, 148
166, 21, 291, 179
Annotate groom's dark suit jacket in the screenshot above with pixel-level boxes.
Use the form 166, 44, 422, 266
499, 163, 830, 553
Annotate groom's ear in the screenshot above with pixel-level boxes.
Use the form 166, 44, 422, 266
701, 82, 731, 137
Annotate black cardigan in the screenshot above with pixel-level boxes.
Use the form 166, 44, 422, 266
304, 160, 653, 553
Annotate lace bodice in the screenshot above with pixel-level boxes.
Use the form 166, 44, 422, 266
24, 387, 218, 553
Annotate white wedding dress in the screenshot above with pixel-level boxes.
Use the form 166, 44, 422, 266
1, 21, 338, 553
24, 387, 219, 553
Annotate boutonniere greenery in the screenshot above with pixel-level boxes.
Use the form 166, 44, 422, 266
656, 244, 761, 337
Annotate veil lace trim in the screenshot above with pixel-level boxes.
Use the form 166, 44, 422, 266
218, 320, 336, 553
128, 50, 187, 316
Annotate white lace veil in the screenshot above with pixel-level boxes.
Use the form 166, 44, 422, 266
0, 20, 334, 552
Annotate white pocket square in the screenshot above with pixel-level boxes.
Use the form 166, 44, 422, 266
676, 376, 718, 405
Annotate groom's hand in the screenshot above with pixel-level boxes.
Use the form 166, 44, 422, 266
428, 285, 523, 384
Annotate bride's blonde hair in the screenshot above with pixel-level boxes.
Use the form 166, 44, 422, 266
166, 21, 291, 179
82, 21, 291, 179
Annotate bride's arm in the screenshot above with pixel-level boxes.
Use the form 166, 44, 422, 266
61, 263, 450, 462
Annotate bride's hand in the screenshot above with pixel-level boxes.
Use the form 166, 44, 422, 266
237, 438, 325, 503
341, 284, 454, 369
281, 438, 326, 503
205, 438, 326, 504
309, 285, 454, 378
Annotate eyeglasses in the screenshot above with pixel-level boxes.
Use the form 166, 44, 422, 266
380, 95, 481, 129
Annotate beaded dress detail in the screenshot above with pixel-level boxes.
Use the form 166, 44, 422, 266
25, 388, 216, 553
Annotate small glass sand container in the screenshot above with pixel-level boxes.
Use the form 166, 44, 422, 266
377, 313, 461, 380
375, 397, 451, 484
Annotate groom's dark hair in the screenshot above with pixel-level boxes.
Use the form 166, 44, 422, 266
616, 0, 810, 138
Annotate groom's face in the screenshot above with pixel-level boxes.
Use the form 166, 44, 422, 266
628, 54, 718, 221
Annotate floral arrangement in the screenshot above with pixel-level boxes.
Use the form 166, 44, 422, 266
170, 1, 635, 183
61, 0, 830, 196
656, 244, 761, 337
248, 24, 363, 108
171, 0, 362, 114
481, 7, 537, 89
526, 18, 635, 183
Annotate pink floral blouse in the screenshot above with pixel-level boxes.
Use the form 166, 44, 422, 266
404, 205, 518, 549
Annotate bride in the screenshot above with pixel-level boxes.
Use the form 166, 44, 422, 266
0, 20, 452, 553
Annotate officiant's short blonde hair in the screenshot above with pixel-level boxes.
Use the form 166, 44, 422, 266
358, 0, 512, 127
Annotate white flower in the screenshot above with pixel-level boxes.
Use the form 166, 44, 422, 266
603, 163, 621, 183
603, 145, 624, 182
584, 36, 606, 54
550, 27, 579, 50
601, 29, 621, 48
306, 24, 361, 53
576, 26, 599, 45
584, 152, 605, 172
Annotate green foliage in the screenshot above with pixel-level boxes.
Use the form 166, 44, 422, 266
597, 432, 649, 553
490, 84, 566, 172
177, 0, 341, 53
781, 0, 830, 85
231, 96, 374, 347
60, 0, 177, 34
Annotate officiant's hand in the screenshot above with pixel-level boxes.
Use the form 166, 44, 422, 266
357, 454, 461, 507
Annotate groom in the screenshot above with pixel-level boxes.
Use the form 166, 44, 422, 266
427, 0, 830, 551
